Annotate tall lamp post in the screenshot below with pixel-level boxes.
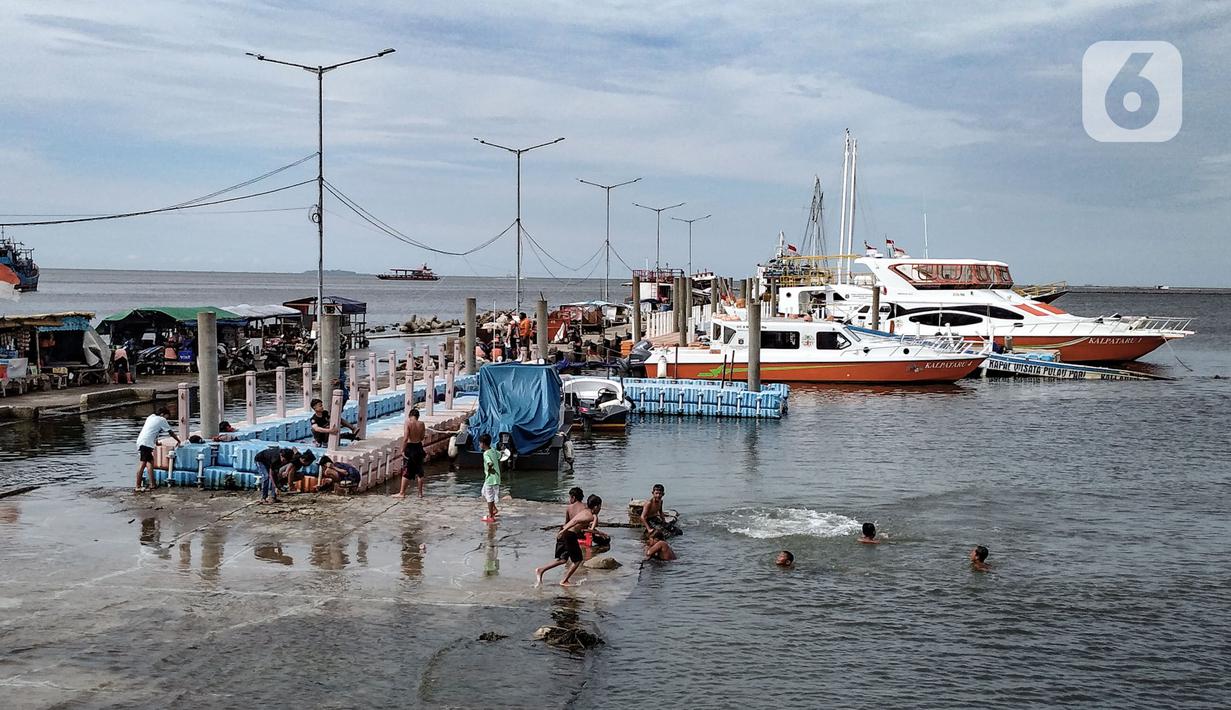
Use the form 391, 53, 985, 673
578, 176, 641, 301
474, 137, 565, 312
632, 201, 685, 274
245, 47, 396, 360
670, 214, 712, 277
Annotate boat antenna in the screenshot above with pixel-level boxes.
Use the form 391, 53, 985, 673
923, 212, 929, 258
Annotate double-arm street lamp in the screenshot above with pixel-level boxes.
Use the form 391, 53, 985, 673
245, 48, 395, 346
474, 137, 565, 312
632, 201, 685, 274
670, 214, 712, 277
578, 177, 641, 301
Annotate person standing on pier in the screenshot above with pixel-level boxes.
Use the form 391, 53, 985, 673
394, 408, 426, 498
134, 407, 179, 492
480, 433, 500, 523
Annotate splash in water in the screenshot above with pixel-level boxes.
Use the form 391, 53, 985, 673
716, 507, 862, 540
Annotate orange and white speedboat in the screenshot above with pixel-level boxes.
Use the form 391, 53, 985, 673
646, 313, 986, 384
780, 257, 1194, 364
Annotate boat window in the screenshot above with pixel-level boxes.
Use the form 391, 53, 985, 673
952, 305, 1023, 321
761, 330, 800, 349
723, 326, 737, 344
907, 312, 984, 327
815, 332, 850, 350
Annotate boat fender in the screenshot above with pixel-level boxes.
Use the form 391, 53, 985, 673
563, 440, 575, 463
447, 435, 459, 459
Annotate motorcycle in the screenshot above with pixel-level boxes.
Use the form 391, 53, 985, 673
227, 344, 258, 375
263, 341, 290, 370
134, 345, 167, 376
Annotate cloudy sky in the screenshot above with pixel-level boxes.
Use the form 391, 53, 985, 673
1, 1, 1228, 285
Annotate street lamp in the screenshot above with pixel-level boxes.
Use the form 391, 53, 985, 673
670, 214, 712, 277
632, 201, 685, 274
474, 137, 565, 312
578, 177, 641, 301
245, 47, 395, 351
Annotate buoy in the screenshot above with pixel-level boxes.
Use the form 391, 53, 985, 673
563, 439, 575, 463
447, 435, 459, 459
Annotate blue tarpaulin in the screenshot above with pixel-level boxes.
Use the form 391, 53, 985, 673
469, 363, 562, 454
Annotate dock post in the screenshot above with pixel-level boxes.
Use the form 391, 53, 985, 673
217, 374, 225, 420
356, 383, 370, 439
388, 349, 397, 391
681, 277, 692, 346
176, 382, 190, 441
453, 341, 461, 374
747, 278, 762, 393
275, 366, 287, 418
367, 352, 377, 394
739, 277, 747, 304
245, 370, 257, 426
870, 282, 881, 330
404, 353, 415, 413
196, 311, 219, 438
327, 388, 344, 451
465, 297, 477, 374
301, 363, 312, 410
425, 365, 436, 416
347, 355, 357, 401
320, 312, 341, 405
445, 365, 455, 409
537, 298, 549, 363
439, 342, 448, 372
631, 274, 642, 340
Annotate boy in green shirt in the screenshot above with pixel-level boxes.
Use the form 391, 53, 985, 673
480, 433, 501, 523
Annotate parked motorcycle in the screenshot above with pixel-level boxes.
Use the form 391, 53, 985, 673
227, 344, 257, 375
263, 341, 290, 370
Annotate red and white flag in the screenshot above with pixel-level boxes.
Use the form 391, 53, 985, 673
785, 243, 799, 254
885, 239, 908, 258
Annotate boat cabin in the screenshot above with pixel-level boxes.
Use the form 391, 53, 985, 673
709, 316, 858, 352
857, 257, 1014, 291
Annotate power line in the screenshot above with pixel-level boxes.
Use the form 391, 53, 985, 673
0, 180, 315, 227
167, 152, 318, 208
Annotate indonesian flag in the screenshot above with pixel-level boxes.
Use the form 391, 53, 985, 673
885, 239, 908, 258
0, 265, 20, 301
864, 240, 880, 257
785, 243, 799, 254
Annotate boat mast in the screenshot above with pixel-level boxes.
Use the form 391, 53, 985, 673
847, 138, 858, 280
838, 131, 850, 283
923, 212, 930, 258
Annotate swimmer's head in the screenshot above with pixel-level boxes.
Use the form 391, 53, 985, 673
862, 522, 876, 539
776, 550, 794, 567
973, 545, 989, 562
569, 487, 584, 503
586, 494, 603, 512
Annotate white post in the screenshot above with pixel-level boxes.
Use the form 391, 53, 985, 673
367, 351, 377, 394
176, 383, 190, 441
245, 370, 257, 426
275, 366, 287, 418
425, 364, 436, 417
301, 363, 312, 410
217, 374, 225, 422
347, 355, 357, 400
327, 388, 344, 451
387, 349, 397, 391
356, 383, 370, 439
445, 365, 455, 410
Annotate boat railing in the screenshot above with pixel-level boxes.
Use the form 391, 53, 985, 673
847, 325, 984, 356
1013, 281, 1068, 298
1020, 315, 1194, 336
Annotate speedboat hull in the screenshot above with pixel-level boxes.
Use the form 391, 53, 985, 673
653, 357, 982, 384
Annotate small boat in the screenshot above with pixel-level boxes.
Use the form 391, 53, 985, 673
377, 264, 440, 281
449, 363, 574, 470
645, 312, 986, 384
562, 376, 634, 429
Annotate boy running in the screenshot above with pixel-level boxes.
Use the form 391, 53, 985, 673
536, 495, 602, 587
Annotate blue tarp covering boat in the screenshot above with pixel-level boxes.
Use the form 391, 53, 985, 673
467, 363, 563, 454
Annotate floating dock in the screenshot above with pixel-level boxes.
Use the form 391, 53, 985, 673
620, 377, 789, 419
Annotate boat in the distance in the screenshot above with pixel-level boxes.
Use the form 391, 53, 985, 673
644, 312, 986, 383
377, 264, 439, 281
0, 231, 39, 292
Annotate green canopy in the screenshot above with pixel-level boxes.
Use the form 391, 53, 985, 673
100, 306, 244, 327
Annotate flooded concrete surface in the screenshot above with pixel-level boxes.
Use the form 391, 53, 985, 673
0, 488, 642, 709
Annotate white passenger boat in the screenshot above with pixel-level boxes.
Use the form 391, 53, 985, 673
779, 257, 1194, 364
646, 313, 985, 384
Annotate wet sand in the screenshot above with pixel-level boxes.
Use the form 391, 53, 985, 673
0, 488, 642, 709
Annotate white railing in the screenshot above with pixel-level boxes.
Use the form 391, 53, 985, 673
645, 309, 675, 338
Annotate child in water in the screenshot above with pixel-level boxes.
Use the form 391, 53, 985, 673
776, 550, 794, 568
644, 529, 676, 561
970, 545, 991, 572
859, 522, 883, 544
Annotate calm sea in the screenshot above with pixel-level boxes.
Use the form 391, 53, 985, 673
2, 270, 1229, 708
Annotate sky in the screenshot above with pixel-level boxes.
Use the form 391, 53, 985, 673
1, 1, 1229, 286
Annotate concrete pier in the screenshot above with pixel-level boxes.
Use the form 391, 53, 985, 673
320, 313, 341, 405
747, 278, 762, 393
631, 274, 642, 340
196, 311, 219, 438
536, 298, 549, 362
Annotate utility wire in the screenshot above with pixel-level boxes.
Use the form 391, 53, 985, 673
322, 180, 512, 256
0, 180, 315, 227
167, 152, 318, 208
519, 224, 604, 273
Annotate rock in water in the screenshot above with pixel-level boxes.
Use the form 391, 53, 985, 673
583, 555, 621, 570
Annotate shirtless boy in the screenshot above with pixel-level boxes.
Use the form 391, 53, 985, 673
536, 494, 602, 587
641, 483, 667, 535
644, 528, 677, 561
394, 408, 426, 498
970, 545, 991, 572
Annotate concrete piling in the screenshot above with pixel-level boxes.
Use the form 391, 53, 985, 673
275, 366, 287, 418
747, 278, 762, 393
245, 370, 257, 426
537, 298, 549, 363
347, 355, 357, 400
327, 388, 344, 451
445, 365, 455, 409
631, 274, 642, 340
387, 349, 397, 391
367, 352, 377, 394
176, 383, 190, 441
301, 363, 312, 410
425, 368, 436, 417
465, 297, 477, 374
870, 282, 881, 330
196, 311, 219, 438
320, 313, 341, 405
356, 383, 370, 439
404, 358, 415, 415
217, 374, 225, 421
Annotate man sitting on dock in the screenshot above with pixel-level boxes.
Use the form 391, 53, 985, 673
309, 398, 358, 447
135, 407, 179, 492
